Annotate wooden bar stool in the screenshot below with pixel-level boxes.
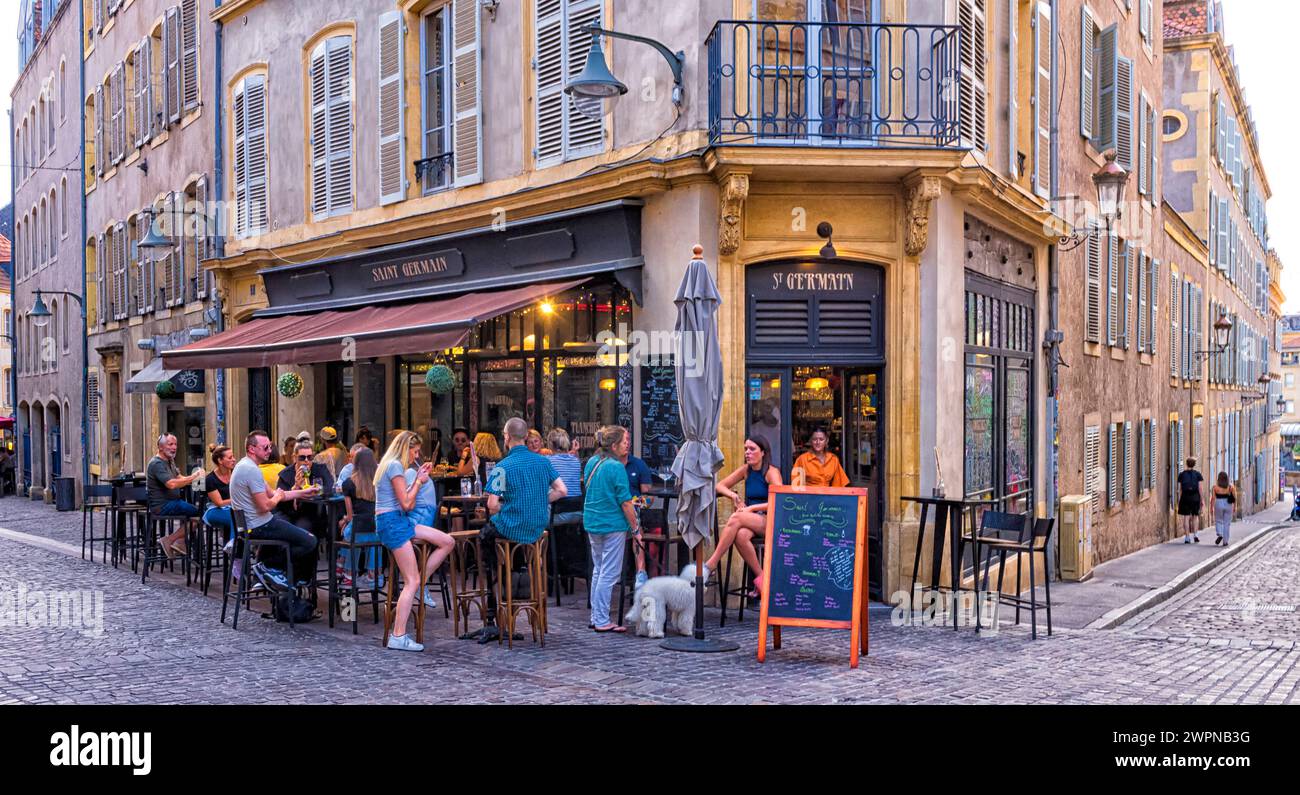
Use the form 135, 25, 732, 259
448, 530, 490, 640
382, 539, 436, 647
493, 533, 548, 649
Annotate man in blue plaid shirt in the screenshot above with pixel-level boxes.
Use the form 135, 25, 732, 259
474, 417, 566, 642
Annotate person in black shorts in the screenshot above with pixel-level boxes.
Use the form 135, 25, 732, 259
1176, 458, 1204, 543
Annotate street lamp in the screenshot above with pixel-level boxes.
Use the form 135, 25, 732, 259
565, 24, 684, 121
1191, 313, 1233, 364
1058, 150, 1130, 251
138, 206, 174, 253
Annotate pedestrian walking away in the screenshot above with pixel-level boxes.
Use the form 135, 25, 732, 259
1212, 471, 1236, 546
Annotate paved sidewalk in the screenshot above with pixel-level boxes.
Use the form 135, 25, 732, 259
1041, 499, 1291, 630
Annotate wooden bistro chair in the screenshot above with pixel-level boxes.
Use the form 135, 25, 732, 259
979, 517, 1055, 639
493, 533, 549, 649
448, 530, 490, 640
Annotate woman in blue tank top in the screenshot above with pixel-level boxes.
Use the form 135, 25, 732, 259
703, 436, 783, 597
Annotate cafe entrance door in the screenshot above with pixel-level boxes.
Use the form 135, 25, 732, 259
745, 365, 884, 598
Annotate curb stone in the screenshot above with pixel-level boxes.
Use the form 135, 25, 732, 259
1086, 523, 1287, 630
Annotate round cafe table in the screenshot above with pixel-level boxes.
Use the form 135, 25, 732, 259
441, 495, 489, 533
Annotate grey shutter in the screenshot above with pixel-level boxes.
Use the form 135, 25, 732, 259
564, 0, 605, 157
378, 12, 406, 205
1137, 251, 1147, 352
1080, 7, 1094, 140
1218, 199, 1229, 271
452, 0, 484, 186
93, 84, 104, 177
1149, 418, 1157, 494
181, 0, 200, 112
1137, 96, 1148, 195
164, 6, 181, 124
1148, 102, 1158, 201
195, 175, 209, 294
1121, 241, 1131, 349
1140, 0, 1151, 41
1108, 423, 1117, 507
1096, 25, 1117, 152
1148, 258, 1159, 355
1125, 420, 1133, 501
1209, 189, 1217, 266
233, 79, 247, 237
310, 45, 329, 217
1007, 0, 1018, 176
142, 35, 154, 140
96, 233, 107, 324
1086, 231, 1102, 342
133, 45, 145, 147
1107, 234, 1118, 346
113, 62, 125, 163
534, 0, 565, 166
245, 76, 268, 236
1170, 270, 1180, 378
1115, 57, 1134, 170
1032, 2, 1051, 198
1085, 425, 1101, 519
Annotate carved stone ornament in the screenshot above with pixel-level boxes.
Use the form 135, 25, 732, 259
904, 176, 943, 257
718, 173, 750, 255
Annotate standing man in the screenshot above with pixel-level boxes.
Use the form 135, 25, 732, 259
230, 430, 321, 591
147, 434, 203, 558
478, 417, 566, 643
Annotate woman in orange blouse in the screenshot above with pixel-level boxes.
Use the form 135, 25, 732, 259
793, 428, 850, 488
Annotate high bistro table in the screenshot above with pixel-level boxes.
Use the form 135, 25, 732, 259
900, 495, 999, 631
441, 495, 489, 533
301, 493, 346, 627
642, 484, 681, 576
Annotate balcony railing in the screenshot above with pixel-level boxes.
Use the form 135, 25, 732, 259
707, 20, 964, 148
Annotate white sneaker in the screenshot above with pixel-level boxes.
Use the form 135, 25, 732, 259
222, 538, 235, 556
386, 633, 424, 652
422, 588, 438, 610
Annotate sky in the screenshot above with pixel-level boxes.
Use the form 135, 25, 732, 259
0, 1, 1296, 305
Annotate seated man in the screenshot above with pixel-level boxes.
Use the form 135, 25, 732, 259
478, 417, 566, 642
275, 440, 335, 534
230, 431, 321, 589
146, 434, 203, 558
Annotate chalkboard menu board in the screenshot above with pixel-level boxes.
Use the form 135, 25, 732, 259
640, 363, 684, 470
758, 485, 869, 667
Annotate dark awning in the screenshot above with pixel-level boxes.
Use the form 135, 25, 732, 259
161, 279, 587, 370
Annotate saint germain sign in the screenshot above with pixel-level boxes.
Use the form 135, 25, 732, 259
365, 249, 465, 289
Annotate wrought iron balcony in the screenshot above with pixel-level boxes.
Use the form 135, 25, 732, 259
415, 152, 454, 195
706, 20, 965, 148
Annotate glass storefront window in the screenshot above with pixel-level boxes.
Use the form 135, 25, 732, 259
964, 355, 995, 500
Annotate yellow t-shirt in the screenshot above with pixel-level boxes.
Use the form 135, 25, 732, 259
258, 463, 285, 489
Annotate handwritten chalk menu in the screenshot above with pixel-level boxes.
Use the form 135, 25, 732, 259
640, 363, 684, 470
758, 485, 870, 668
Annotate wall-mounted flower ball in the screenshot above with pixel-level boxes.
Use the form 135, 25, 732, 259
155, 380, 177, 399
277, 371, 305, 399
425, 364, 457, 395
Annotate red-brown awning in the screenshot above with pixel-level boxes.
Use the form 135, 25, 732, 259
162, 279, 587, 370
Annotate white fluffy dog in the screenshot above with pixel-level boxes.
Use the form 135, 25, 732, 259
628, 565, 698, 639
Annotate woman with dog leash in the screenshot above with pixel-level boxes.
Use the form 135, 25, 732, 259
583, 426, 639, 634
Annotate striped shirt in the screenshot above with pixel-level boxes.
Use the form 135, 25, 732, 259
549, 453, 583, 498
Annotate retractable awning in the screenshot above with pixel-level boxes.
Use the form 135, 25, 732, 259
161, 279, 587, 370
125, 359, 207, 394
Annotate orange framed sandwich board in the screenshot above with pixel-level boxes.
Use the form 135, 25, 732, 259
757, 485, 869, 668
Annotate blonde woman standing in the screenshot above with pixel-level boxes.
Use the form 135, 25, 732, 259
582, 426, 638, 633
374, 431, 455, 652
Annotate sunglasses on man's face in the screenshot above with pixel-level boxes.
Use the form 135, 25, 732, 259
298, 454, 312, 461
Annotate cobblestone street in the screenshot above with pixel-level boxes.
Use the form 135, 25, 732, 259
2, 499, 1299, 704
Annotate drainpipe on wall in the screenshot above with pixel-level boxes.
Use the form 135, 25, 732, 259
80, 0, 90, 493
212, 5, 227, 445
1045, 0, 1061, 578
7, 108, 17, 474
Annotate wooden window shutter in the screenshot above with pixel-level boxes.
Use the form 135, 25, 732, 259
378, 11, 406, 205
1107, 423, 1117, 508
245, 75, 268, 235
1106, 234, 1118, 346
195, 175, 209, 296
327, 39, 354, 215
1095, 24, 1117, 152
452, 0, 484, 186
116, 223, 128, 319
1140, 0, 1151, 41
1137, 96, 1147, 195
1121, 240, 1131, 349
1208, 189, 1217, 266
1085, 424, 1100, 519
1137, 251, 1147, 352
534, 0, 565, 166
141, 35, 154, 141
1148, 257, 1158, 355
957, 0, 988, 151
309, 44, 329, 218
93, 0, 103, 31
165, 7, 182, 124
1169, 270, 1179, 378
1115, 56, 1134, 170
96, 233, 107, 324
1218, 199, 1229, 272
1006, 0, 1017, 177
133, 45, 145, 147
233, 80, 247, 238
114, 62, 126, 163
1085, 230, 1101, 343
1148, 102, 1158, 201
1079, 7, 1094, 141
1032, 1, 1051, 198
181, 0, 200, 111
94, 84, 104, 177
1124, 420, 1133, 501
564, 0, 606, 157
